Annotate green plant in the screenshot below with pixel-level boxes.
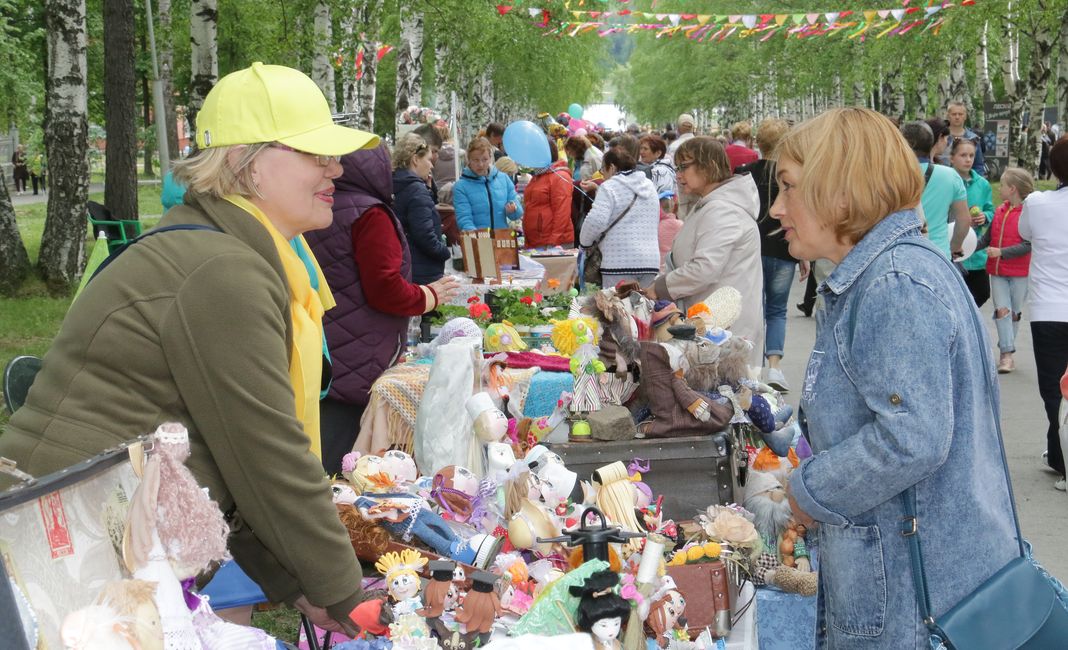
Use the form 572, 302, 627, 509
428, 304, 468, 326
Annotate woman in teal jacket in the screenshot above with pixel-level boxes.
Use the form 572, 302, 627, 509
453, 136, 522, 231
951, 138, 995, 307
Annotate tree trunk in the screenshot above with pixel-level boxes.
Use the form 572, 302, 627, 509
1022, 12, 1055, 174
140, 28, 154, 178
434, 41, 449, 112
916, 59, 930, 119
1058, 11, 1068, 134
1001, 3, 1028, 167
188, 0, 218, 133
852, 78, 865, 107
103, 0, 139, 221
0, 175, 31, 296
40, 0, 90, 294
158, 0, 179, 159
948, 51, 970, 113
395, 3, 423, 116
977, 21, 995, 102
311, 1, 336, 112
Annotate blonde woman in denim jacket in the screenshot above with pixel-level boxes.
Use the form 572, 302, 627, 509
771, 108, 1019, 649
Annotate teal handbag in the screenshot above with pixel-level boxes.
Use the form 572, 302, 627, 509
897, 239, 1068, 650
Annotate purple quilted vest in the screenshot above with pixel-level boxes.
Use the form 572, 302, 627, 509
305, 144, 412, 406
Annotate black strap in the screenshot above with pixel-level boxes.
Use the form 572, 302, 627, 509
923, 163, 935, 187
87, 224, 223, 284
887, 237, 1026, 628
588, 191, 639, 249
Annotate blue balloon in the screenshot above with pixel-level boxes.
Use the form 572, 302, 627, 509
568, 103, 584, 119
503, 121, 551, 169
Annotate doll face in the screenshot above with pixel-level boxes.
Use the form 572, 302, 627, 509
590, 616, 622, 644
389, 571, 420, 601
475, 409, 509, 443
382, 450, 418, 484
331, 483, 359, 504
486, 443, 516, 474
452, 466, 479, 496
453, 566, 466, 583
662, 590, 686, 629
444, 583, 460, 610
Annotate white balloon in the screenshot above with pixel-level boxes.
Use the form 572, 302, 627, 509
957, 227, 978, 262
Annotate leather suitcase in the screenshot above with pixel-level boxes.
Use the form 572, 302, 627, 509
550, 432, 739, 522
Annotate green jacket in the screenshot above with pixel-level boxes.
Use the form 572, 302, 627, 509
961, 169, 994, 271
0, 193, 363, 620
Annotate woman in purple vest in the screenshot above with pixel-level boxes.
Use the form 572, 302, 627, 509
305, 143, 459, 475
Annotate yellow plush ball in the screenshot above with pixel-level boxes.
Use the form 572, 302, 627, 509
703, 542, 722, 559
686, 546, 705, 562
668, 552, 687, 567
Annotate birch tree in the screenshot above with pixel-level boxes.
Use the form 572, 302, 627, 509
1001, 1, 1029, 167
104, 0, 138, 220
311, 1, 336, 112
395, 1, 423, 116
1021, 1, 1056, 173
1058, 11, 1068, 133
188, 0, 217, 131
976, 21, 995, 103
40, 0, 90, 293
0, 176, 30, 295
158, 0, 179, 158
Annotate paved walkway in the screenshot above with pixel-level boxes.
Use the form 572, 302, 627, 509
10, 180, 160, 207
776, 277, 1067, 580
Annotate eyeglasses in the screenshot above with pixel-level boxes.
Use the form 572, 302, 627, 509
676, 161, 694, 172
269, 143, 340, 167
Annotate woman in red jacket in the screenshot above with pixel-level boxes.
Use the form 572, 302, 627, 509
523, 135, 575, 248
976, 167, 1033, 373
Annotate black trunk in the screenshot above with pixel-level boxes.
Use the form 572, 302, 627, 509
0, 175, 31, 296
141, 27, 154, 178
103, 0, 139, 220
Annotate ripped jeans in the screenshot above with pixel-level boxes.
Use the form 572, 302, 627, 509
989, 275, 1028, 353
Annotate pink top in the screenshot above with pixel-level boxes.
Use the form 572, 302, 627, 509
658, 210, 684, 265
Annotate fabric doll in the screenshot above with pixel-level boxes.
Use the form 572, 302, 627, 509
511, 559, 611, 637
570, 570, 631, 650
466, 392, 509, 444
419, 560, 459, 640
97, 580, 163, 650
637, 341, 732, 438
355, 492, 496, 566
593, 462, 645, 554
742, 470, 816, 596
650, 301, 684, 343
455, 570, 503, 647
484, 322, 528, 353
376, 549, 429, 617
61, 604, 140, 650
381, 450, 420, 486
570, 343, 606, 414
551, 318, 600, 356
585, 285, 649, 373
431, 465, 480, 523
644, 590, 687, 649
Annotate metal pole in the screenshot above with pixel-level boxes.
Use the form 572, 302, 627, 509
144, 0, 171, 175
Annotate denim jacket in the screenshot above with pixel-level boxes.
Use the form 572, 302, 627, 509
789, 209, 1018, 648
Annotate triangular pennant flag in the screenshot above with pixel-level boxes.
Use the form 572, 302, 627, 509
806, 13, 820, 24
775, 14, 788, 26
376, 44, 394, 60
891, 9, 905, 21
572, 11, 582, 19
528, 7, 540, 18
354, 48, 365, 80
495, 5, 513, 16
824, 12, 839, 23
669, 14, 681, 26
878, 9, 890, 19
741, 14, 757, 29
589, 11, 600, 19
926, 6, 941, 16
681, 14, 697, 20
792, 14, 806, 24
728, 14, 741, 24
864, 10, 877, 21
698, 15, 711, 25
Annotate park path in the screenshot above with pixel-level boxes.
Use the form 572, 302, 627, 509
778, 278, 1067, 580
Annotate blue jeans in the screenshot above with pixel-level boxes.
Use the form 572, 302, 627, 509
762, 256, 796, 359
989, 275, 1028, 353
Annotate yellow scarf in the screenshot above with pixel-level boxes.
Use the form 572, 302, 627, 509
224, 195, 336, 460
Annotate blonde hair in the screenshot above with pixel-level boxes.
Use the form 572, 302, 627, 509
594, 461, 643, 553
467, 136, 495, 158
675, 137, 732, 185
171, 144, 271, 198
775, 107, 924, 245
392, 133, 429, 171
999, 167, 1034, 200
731, 121, 752, 143
755, 119, 790, 158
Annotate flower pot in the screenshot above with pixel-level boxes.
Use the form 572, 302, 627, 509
530, 325, 554, 339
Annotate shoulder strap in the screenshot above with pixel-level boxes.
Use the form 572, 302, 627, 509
885, 238, 1027, 627
923, 163, 935, 187
589, 190, 638, 248
88, 224, 223, 284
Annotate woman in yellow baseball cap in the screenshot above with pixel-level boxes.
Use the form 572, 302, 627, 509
0, 63, 376, 635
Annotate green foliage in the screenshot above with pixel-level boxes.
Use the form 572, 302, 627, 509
0, 0, 45, 135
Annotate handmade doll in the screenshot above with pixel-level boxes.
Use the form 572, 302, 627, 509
494, 553, 534, 616
644, 590, 687, 649
376, 549, 429, 617
570, 570, 631, 650
551, 318, 600, 356
637, 341, 733, 438
486, 442, 516, 479
419, 560, 459, 640
650, 301, 684, 343
382, 450, 420, 486
484, 322, 527, 353
61, 604, 140, 650
507, 497, 560, 556
96, 580, 163, 650
570, 343, 606, 414
742, 470, 816, 596
455, 570, 503, 647
466, 392, 510, 445
431, 465, 480, 523
593, 461, 645, 554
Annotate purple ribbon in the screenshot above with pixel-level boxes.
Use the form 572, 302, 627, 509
430, 474, 475, 520
628, 457, 651, 475
180, 577, 202, 611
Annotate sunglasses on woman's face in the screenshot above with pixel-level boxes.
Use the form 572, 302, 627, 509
269, 142, 340, 167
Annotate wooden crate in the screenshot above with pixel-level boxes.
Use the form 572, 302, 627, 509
550, 433, 738, 522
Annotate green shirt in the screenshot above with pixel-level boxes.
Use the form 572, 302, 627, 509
961, 169, 994, 271
920, 162, 967, 257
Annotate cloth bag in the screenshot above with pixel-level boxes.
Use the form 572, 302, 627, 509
582, 192, 637, 285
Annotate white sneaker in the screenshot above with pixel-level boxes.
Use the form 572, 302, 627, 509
1055, 478, 1066, 492
766, 367, 790, 393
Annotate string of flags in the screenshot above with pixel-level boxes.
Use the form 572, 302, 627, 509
495, 1, 976, 42
333, 39, 396, 79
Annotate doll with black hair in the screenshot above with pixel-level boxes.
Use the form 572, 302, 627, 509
568, 570, 631, 650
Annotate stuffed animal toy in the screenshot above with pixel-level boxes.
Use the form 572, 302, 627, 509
650, 301, 683, 342
637, 342, 733, 438
742, 470, 816, 596
550, 318, 600, 356
485, 321, 527, 353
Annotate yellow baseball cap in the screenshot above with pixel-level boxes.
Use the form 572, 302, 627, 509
195, 62, 379, 155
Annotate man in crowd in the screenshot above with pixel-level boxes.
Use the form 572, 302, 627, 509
940, 102, 986, 176
667, 113, 696, 167
901, 121, 971, 259
485, 122, 505, 161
